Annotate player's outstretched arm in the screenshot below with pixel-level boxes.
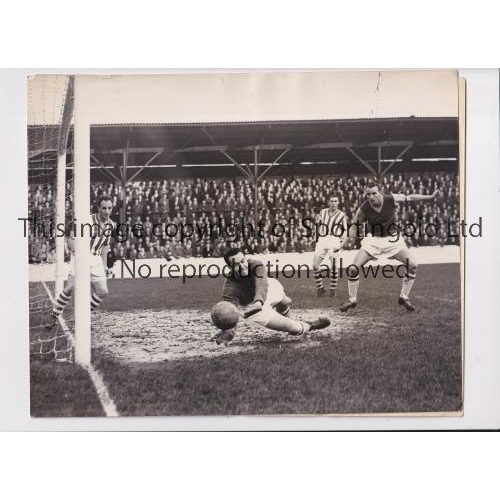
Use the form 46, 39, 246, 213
398, 190, 441, 202
242, 303, 263, 319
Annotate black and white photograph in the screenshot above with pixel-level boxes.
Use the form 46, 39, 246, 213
27, 70, 464, 417
3, 4, 500, 499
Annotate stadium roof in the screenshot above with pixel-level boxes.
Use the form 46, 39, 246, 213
28, 117, 459, 179
89, 117, 458, 167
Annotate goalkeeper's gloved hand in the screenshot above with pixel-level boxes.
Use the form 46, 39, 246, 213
215, 327, 236, 345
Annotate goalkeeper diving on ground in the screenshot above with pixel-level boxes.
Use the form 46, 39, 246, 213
212, 248, 331, 344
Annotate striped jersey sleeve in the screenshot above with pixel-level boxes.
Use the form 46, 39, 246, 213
89, 214, 115, 255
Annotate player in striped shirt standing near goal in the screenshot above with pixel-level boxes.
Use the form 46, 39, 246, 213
312, 195, 348, 297
47, 194, 116, 328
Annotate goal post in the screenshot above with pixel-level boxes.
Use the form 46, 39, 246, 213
27, 75, 93, 366
28, 74, 76, 362
73, 75, 91, 366
55, 76, 74, 296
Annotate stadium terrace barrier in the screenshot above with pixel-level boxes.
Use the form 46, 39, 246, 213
29, 245, 460, 282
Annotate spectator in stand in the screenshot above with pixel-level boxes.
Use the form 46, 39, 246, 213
182, 241, 193, 258
129, 247, 138, 260
202, 242, 212, 258
116, 246, 127, 261
164, 249, 175, 261
256, 238, 267, 254
39, 244, 48, 263
287, 238, 298, 253
46, 247, 56, 264
246, 238, 258, 255
173, 241, 184, 258
277, 239, 287, 253
146, 245, 157, 259
193, 243, 203, 258
212, 239, 225, 257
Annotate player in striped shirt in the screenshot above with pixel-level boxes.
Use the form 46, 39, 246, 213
48, 194, 115, 327
312, 195, 348, 297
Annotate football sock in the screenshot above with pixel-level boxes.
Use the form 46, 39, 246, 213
348, 271, 359, 302
400, 272, 416, 299
330, 268, 339, 291
52, 289, 72, 317
313, 269, 324, 290
91, 293, 103, 311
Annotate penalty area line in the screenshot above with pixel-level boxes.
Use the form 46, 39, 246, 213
41, 281, 119, 417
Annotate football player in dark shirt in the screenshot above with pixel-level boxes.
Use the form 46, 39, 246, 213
215, 248, 330, 344
339, 181, 440, 312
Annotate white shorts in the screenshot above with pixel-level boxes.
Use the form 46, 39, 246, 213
314, 236, 343, 259
69, 254, 107, 283
263, 277, 285, 307
241, 277, 285, 327
361, 235, 408, 259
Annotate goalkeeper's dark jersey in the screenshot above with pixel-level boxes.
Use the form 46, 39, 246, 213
222, 258, 268, 306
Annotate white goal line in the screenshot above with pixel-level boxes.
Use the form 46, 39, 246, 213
40, 281, 119, 418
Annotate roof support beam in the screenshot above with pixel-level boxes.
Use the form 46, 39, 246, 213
257, 148, 290, 181
241, 163, 254, 177
242, 143, 292, 151
304, 141, 353, 149
180, 145, 228, 153
202, 127, 252, 180
381, 142, 413, 176
420, 140, 458, 146
109, 146, 164, 154
91, 154, 120, 183
345, 146, 377, 176
366, 140, 412, 148
219, 150, 253, 179
282, 129, 331, 167
128, 150, 163, 183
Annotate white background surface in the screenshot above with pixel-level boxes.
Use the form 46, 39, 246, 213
0, 2, 499, 499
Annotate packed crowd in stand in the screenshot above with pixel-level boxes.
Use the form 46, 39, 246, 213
28, 172, 460, 264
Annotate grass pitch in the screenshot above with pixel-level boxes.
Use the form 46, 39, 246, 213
30, 263, 462, 416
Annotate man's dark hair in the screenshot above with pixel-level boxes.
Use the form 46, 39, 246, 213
365, 180, 380, 191
223, 247, 242, 266
97, 194, 113, 207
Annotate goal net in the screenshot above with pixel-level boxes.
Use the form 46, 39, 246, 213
28, 75, 75, 362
